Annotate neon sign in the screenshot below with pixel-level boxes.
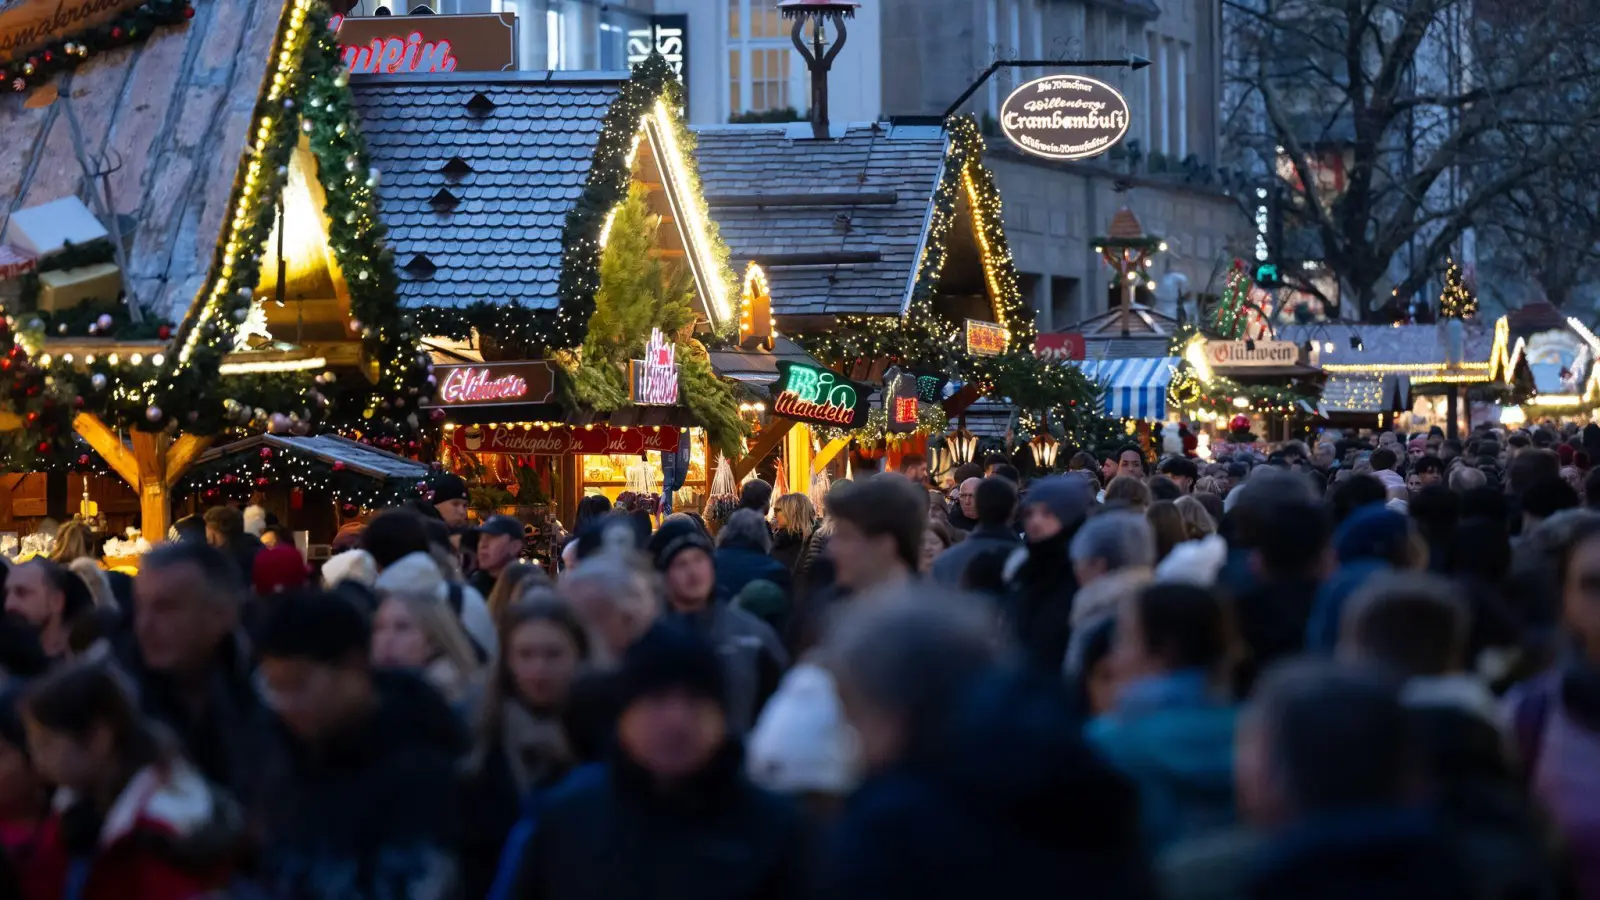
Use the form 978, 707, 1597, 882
330, 13, 516, 75
427, 361, 557, 408
964, 319, 1008, 357
771, 361, 871, 429
630, 329, 680, 406
885, 366, 919, 435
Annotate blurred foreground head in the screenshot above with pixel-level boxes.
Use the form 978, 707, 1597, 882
1237, 660, 1413, 827
820, 584, 999, 772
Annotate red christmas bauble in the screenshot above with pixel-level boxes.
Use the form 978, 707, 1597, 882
221, 474, 237, 485
35, 441, 49, 453
182, 5, 194, 17
259, 447, 273, 459
158, 325, 171, 340
24, 411, 37, 424
332, 461, 346, 471
111, 26, 123, 38
1229, 414, 1251, 431
341, 503, 358, 516
254, 476, 270, 488
77, 454, 89, 466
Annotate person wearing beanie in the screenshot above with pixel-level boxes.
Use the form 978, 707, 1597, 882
646, 520, 788, 734
497, 622, 808, 900
1005, 473, 1096, 672
428, 473, 471, 528
321, 549, 378, 591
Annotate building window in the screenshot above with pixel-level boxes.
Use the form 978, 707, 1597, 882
600, 20, 625, 70
726, 0, 803, 118
547, 8, 567, 69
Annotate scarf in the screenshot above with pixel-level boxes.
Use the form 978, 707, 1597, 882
500, 700, 570, 795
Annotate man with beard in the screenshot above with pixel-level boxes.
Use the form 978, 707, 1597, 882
4, 560, 90, 662
1006, 473, 1097, 672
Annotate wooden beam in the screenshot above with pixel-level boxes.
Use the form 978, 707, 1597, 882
164, 434, 214, 486
130, 430, 173, 541
73, 414, 138, 488
0, 411, 19, 431
811, 437, 850, 476
732, 419, 795, 481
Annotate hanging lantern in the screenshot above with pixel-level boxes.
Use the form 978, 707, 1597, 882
1028, 430, 1060, 469
946, 426, 979, 467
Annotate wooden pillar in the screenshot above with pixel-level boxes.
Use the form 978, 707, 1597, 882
557, 453, 582, 528
130, 430, 172, 540
1447, 386, 1461, 440
784, 423, 812, 495
71, 415, 211, 542
811, 437, 850, 477
732, 419, 795, 481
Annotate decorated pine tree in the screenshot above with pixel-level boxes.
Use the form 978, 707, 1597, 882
1439, 258, 1477, 320
1209, 261, 1252, 339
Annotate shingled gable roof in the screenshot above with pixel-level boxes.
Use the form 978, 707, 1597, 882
350, 71, 626, 314
349, 64, 735, 338
691, 119, 949, 319
0, 0, 288, 326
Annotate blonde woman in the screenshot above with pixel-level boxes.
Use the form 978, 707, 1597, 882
484, 562, 549, 628
771, 493, 815, 575
47, 520, 96, 564
1174, 495, 1217, 539
373, 552, 484, 710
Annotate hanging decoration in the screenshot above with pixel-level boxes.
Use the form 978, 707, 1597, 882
175, 444, 425, 510
0, 0, 194, 95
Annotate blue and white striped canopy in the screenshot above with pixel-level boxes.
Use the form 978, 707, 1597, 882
1069, 357, 1178, 421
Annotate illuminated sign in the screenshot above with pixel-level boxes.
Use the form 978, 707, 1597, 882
999, 75, 1131, 161
628, 14, 687, 84
427, 361, 556, 408
452, 425, 681, 455
885, 366, 919, 434
629, 328, 680, 406
331, 12, 516, 74
964, 319, 1008, 357
771, 360, 871, 429
1202, 340, 1299, 368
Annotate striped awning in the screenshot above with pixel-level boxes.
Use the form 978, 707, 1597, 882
1070, 357, 1177, 420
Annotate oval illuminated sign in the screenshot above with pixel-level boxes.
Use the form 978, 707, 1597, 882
999, 75, 1131, 161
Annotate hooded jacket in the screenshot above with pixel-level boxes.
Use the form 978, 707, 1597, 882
713, 542, 794, 609
1087, 670, 1238, 854
1004, 527, 1082, 673
257, 670, 470, 900
502, 741, 809, 900
930, 523, 1020, 586
822, 668, 1156, 900
665, 604, 789, 735
58, 759, 241, 900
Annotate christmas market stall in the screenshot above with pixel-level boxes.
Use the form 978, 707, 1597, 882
0, 0, 431, 557
1276, 315, 1529, 437
172, 432, 429, 557
350, 58, 756, 524
692, 112, 1115, 485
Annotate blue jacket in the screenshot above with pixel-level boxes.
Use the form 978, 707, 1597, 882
1088, 670, 1238, 854
714, 545, 794, 607
1304, 561, 1390, 653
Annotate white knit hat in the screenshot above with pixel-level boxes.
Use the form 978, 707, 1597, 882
372, 551, 447, 603
746, 664, 860, 795
321, 549, 378, 589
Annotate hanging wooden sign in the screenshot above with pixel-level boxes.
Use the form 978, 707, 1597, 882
770, 360, 871, 429
964, 319, 1008, 357
427, 361, 557, 408
451, 424, 681, 455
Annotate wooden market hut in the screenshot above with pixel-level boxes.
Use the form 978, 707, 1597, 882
349, 60, 813, 523
0, 0, 424, 541
691, 115, 1039, 485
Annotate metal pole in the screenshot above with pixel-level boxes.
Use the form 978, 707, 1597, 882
943, 56, 1150, 119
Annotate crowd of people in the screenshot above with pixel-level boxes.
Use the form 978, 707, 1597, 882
0, 421, 1597, 899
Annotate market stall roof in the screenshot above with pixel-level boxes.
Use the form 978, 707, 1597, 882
1068, 357, 1178, 421
691, 119, 948, 319
1320, 374, 1407, 414
350, 71, 627, 313
708, 337, 827, 386
195, 433, 431, 481
1275, 322, 1497, 371
0, 0, 287, 325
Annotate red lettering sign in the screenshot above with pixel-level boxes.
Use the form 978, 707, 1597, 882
427, 361, 556, 408
774, 391, 858, 426
893, 396, 918, 424
330, 12, 517, 75
1034, 332, 1086, 362
451, 425, 679, 456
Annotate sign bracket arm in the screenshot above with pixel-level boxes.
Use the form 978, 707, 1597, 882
942, 56, 1150, 120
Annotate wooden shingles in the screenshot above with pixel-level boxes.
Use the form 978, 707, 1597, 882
0, 0, 288, 325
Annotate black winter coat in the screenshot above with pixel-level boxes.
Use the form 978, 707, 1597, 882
1005, 529, 1080, 673
769, 531, 806, 578
713, 544, 794, 608
504, 742, 809, 900
1248, 809, 1470, 900
822, 668, 1155, 900
257, 670, 470, 900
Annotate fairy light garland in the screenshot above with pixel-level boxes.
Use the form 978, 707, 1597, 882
175, 444, 426, 511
